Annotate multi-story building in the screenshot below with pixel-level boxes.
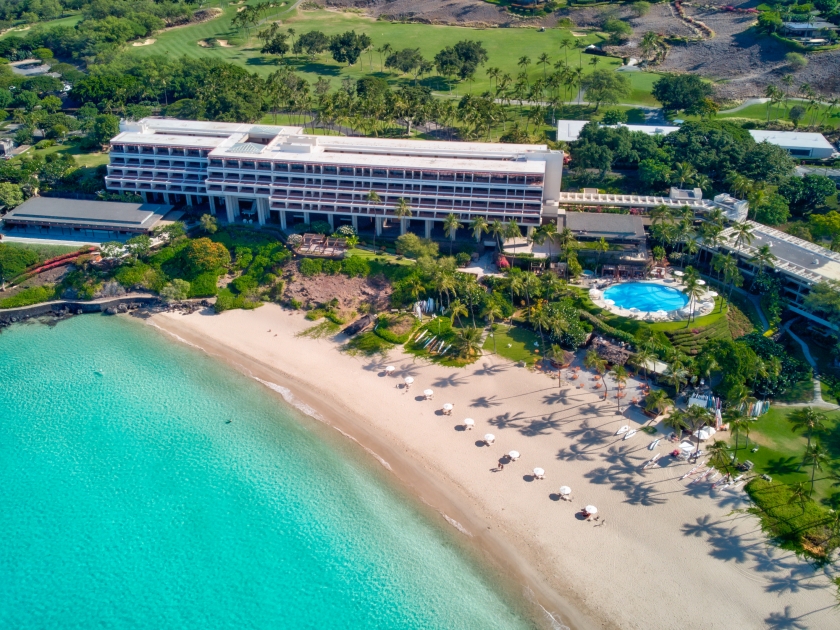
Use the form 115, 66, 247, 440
105, 118, 564, 238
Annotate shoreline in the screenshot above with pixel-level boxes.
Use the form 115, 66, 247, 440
144, 313, 596, 630
143, 304, 839, 630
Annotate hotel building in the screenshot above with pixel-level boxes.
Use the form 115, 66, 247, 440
105, 118, 564, 238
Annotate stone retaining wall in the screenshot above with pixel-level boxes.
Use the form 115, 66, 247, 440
0, 296, 160, 327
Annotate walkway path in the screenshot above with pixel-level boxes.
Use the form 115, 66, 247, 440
780, 318, 838, 409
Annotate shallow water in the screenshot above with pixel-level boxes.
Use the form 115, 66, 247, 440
0, 315, 531, 629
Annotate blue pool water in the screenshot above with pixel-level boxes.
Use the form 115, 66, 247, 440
0, 316, 531, 629
603, 282, 688, 312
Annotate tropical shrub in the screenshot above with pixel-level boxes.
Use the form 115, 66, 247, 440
341, 256, 371, 278
299, 258, 323, 277
0, 285, 58, 308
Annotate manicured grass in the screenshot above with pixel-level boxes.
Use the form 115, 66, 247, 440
728, 407, 840, 502
0, 13, 82, 39
127, 4, 666, 104
714, 101, 840, 125
343, 330, 393, 356
344, 247, 415, 265
0, 241, 80, 260
482, 324, 541, 365
28, 143, 109, 168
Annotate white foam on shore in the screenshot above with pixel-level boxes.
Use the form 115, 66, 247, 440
253, 377, 394, 472
443, 513, 472, 537
147, 322, 205, 350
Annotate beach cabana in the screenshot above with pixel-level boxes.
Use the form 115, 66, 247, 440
591, 338, 631, 366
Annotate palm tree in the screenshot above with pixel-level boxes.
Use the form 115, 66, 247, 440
504, 220, 522, 268
788, 482, 810, 513
366, 189, 382, 251
518, 55, 531, 74
649, 204, 673, 226
443, 213, 462, 255
531, 303, 553, 359
470, 216, 488, 243
684, 405, 714, 458
508, 271, 525, 315
663, 409, 688, 440
489, 219, 505, 252
456, 326, 483, 359
721, 255, 742, 306
394, 197, 412, 234
789, 407, 827, 469
611, 364, 628, 413
585, 350, 609, 403
449, 299, 468, 327
554, 227, 576, 260
707, 440, 732, 476
664, 357, 688, 396
681, 275, 706, 325
632, 344, 656, 384
750, 244, 776, 276
803, 444, 828, 496
593, 237, 609, 274
642, 388, 673, 417
730, 221, 754, 255
538, 52, 550, 79
673, 162, 697, 187
724, 407, 749, 455
539, 222, 558, 260
482, 302, 504, 354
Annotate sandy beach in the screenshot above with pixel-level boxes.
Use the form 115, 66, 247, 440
148, 305, 839, 630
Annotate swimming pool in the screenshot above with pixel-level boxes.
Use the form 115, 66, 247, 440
603, 282, 689, 313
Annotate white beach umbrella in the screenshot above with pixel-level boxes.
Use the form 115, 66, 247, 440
384, 366, 395, 374
673, 270, 684, 277
559, 486, 572, 496
708, 291, 719, 297
443, 403, 454, 411
533, 467, 545, 479
423, 389, 434, 398
484, 433, 495, 445
696, 279, 706, 286
464, 418, 475, 429
585, 505, 598, 515
404, 376, 414, 385
508, 450, 520, 461
694, 427, 717, 441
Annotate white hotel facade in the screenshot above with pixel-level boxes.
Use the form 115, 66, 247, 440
105, 118, 564, 238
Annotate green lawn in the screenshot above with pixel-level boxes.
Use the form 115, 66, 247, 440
729, 407, 840, 503
0, 13, 82, 39
482, 324, 541, 365
27, 143, 109, 168
127, 3, 667, 104
693, 100, 840, 126
344, 247, 416, 266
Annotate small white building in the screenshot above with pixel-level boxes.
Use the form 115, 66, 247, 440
556, 120, 838, 160
748, 130, 838, 160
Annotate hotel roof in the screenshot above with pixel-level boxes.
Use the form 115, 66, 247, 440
3, 197, 170, 232
719, 221, 840, 284
563, 212, 645, 240
749, 130, 836, 151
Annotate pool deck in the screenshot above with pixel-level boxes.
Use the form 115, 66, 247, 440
588, 278, 715, 322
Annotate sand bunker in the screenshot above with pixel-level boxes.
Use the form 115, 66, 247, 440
132, 39, 156, 47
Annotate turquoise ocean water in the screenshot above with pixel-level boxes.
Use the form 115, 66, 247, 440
0, 316, 532, 629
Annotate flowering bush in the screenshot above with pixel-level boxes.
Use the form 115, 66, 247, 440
287, 234, 303, 246
336, 225, 356, 237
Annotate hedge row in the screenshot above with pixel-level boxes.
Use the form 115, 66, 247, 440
578, 309, 637, 346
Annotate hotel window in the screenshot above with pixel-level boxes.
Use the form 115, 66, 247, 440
372, 169, 386, 178
360, 168, 371, 177
187, 149, 201, 157
111, 145, 124, 153
339, 180, 353, 187
474, 174, 490, 183
455, 173, 471, 182
509, 175, 525, 185
224, 161, 239, 169
525, 176, 543, 185
324, 179, 337, 186
257, 188, 270, 195
421, 185, 437, 193
241, 161, 255, 170
258, 162, 271, 170
141, 159, 155, 166
490, 188, 506, 196
473, 188, 489, 195
290, 163, 305, 173
125, 146, 139, 153
291, 177, 305, 184
141, 146, 154, 154
275, 163, 289, 171
339, 166, 354, 176
274, 176, 289, 183
439, 186, 454, 193
421, 171, 437, 180
188, 162, 202, 169
323, 166, 337, 174
210, 159, 223, 167
388, 169, 403, 178
491, 174, 507, 184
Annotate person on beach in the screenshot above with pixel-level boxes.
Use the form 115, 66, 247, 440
498, 460, 505, 471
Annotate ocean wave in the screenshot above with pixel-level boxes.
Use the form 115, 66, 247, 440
146, 322, 205, 350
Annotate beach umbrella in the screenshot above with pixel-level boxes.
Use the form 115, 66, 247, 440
404, 376, 414, 388
384, 366, 395, 375
533, 467, 545, 479
673, 270, 684, 277
697, 279, 706, 286
708, 291, 719, 297
443, 403, 453, 411
423, 389, 433, 400
604, 299, 615, 306
694, 427, 717, 441
484, 433, 495, 445
559, 486, 571, 496
508, 450, 520, 461
464, 418, 475, 429
585, 505, 598, 515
